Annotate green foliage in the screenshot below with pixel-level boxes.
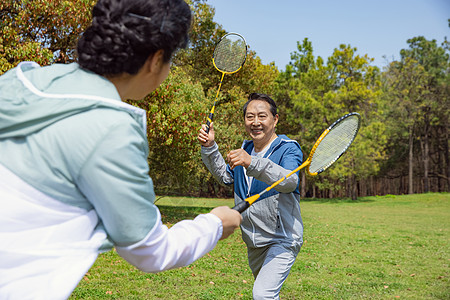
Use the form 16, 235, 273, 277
381, 37, 449, 192
171, 1, 280, 196
275, 39, 386, 198
0, 0, 95, 73
175, 0, 226, 91
0, 0, 447, 197
126, 66, 211, 196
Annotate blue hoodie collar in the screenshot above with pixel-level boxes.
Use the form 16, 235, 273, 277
242, 134, 298, 158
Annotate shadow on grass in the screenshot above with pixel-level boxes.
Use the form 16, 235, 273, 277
157, 197, 376, 224
301, 197, 375, 204
157, 205, 211, 224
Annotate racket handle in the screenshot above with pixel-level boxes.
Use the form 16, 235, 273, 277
205, 112, 214, 134
232, 201, 250, 213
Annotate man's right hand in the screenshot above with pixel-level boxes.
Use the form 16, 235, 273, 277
198, 123, 215, 147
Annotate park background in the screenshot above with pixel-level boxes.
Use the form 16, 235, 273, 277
1, 1, 449, 299
1, 0, 449, 200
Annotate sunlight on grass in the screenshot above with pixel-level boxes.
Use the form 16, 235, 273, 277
70, 193, 449, 299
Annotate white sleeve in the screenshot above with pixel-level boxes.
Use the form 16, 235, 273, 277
115, 210, 223, 273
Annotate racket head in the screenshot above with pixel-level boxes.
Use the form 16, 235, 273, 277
212, 32, 247, 74
307, 112, 361, 175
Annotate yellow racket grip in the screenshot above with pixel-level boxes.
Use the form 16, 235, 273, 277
232, 194, 260, 213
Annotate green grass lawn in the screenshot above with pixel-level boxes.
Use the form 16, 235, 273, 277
70, 193, 449, 299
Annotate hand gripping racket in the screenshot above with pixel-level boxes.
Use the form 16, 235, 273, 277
233, 112, 361, 213
205, 33, 247, 133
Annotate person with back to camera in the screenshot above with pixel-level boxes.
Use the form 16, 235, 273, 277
0, 0, 242, 298
198, 93, 304, 299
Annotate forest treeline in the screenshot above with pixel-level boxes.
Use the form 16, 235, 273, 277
1, 0, 448, 199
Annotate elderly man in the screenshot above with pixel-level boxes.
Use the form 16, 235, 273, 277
198, 92, 304, 299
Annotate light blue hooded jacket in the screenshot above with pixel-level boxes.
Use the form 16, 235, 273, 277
0, 62, 223, 299
0, 62, 156, 246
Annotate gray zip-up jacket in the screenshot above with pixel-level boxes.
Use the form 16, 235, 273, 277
201, 136, 303, 251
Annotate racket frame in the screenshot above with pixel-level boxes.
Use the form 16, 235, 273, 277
212, 32, 247, 74
232, 112, 361, 213
307, 112, 361, 175
206, 32, 247, 133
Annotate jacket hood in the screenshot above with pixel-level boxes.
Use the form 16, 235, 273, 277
0, 62, 146, 138
241, 134, 302, 158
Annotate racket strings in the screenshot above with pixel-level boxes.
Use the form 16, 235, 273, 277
309, 116, 359, 173
213, 38, 246, 73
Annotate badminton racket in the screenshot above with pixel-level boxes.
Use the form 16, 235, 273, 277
233, 112, 361, 213
205, 33, 247, 133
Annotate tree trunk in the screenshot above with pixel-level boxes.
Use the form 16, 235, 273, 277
351, 174, 358, 200
444, 125, 450, 192
346, 176, 351, 198
423, 121, 430, 192
370, 176, 374, 196
350, 157, 358, 200
408, 125, 414, 194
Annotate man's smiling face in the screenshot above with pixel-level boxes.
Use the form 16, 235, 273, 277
244, 100, 278, 149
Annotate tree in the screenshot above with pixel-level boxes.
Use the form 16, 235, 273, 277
0, 0, 95, 74
276, 40, 385, 200
384, 36, 450, 193
126, 66, 214, 196
325, 44, 385, 200
401, 37, 449, 192
383, 57, 430, 194
275, 38, 335, 197
171, 0, 280, 196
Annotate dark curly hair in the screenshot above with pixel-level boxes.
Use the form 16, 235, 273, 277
77, 0, 191, 76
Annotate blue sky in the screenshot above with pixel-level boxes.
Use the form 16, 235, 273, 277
206, 0, 449, 70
